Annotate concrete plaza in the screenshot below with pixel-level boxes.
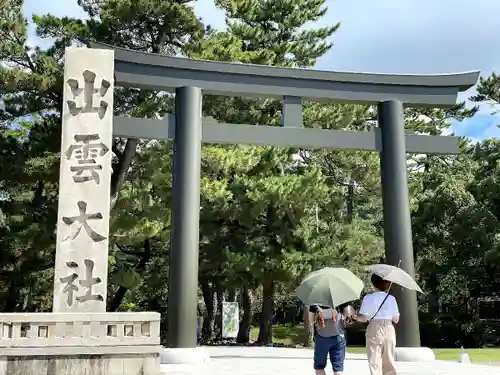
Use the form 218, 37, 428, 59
160, 346, 500, 375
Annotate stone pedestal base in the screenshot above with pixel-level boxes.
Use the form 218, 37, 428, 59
1, 354, 160, 375
161, 347, 210, 364
395, 347, 435, 362
0, 312, 162, 375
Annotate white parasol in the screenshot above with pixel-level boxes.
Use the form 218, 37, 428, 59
365, 263, 423, 293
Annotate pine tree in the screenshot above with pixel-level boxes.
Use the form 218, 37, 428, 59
216, 0, 337, 67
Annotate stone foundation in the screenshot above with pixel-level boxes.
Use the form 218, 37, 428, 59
0, 312, 162, 375
395, 347, 436, 362
161, 347, 211, 364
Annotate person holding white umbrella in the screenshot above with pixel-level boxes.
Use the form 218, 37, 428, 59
353, 273, 399, 375
352, 264, 422, 375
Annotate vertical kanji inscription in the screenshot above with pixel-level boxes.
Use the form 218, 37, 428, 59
53, 47, 114, 313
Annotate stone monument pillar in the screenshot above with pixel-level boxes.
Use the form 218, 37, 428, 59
0, 47, 161, 375
53, 47, 114, 313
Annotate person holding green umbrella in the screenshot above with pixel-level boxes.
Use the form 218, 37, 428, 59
296, 267, 363, 375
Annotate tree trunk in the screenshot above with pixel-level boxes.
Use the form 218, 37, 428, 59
4, 280, 20, 312
227, 288, 236, 302
427, 292, 441, 314
237, 287, 253, 343
257, 279, 274, 345
215, 282, 224, 339
109, 287, 128, 312
302, 305, 314, 347
200, 278, 217, 341
110, 138, 138, 209
346, 183, 354, 223
426, 272, 441, 314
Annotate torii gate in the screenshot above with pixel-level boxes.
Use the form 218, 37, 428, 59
93, 42, 478, 357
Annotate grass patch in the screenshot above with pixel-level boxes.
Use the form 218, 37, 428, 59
250, 325, 304, 346
249, 325, 500, 363
432, 348, 499, 362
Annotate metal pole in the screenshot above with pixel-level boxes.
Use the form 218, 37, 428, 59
378, 101, 421, 347
167, 86, 202, 348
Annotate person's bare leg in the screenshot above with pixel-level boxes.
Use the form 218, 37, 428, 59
315, 369, 326, 375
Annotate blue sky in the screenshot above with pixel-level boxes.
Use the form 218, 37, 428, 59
23, 0, 500, 141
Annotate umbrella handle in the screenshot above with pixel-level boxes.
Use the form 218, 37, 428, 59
387, 281, 394, 293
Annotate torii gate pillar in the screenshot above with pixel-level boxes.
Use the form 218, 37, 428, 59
378, 101, 420, 348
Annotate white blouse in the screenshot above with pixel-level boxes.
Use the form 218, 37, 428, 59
359, 291, 399, 320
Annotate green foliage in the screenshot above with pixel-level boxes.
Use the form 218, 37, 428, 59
471, 72, 500, 114
412, 140, 500, 317
214, 0, 338, 67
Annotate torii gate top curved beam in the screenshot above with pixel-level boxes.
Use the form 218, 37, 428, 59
91, 42, 479, 108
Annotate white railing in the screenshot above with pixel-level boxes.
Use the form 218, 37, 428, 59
0, 312, 160, 349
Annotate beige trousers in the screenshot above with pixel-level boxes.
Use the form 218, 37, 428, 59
365, 320, 397, 375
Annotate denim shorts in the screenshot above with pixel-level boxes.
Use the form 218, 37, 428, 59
313, 334, 346, 372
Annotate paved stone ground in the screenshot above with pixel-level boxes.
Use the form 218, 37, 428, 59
160, 346, 500, 375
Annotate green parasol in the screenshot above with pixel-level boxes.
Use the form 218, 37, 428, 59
296, 267, 364, 307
